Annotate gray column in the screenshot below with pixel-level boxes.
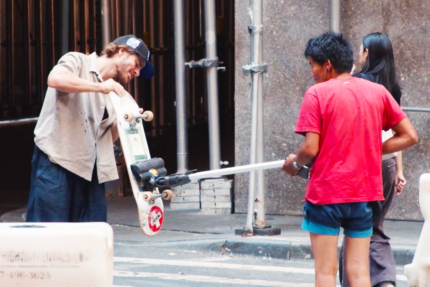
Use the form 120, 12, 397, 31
101, 0, 111, 47
203, 0, 221, 170
330, 0, 341, 33
174, 0, 189, 173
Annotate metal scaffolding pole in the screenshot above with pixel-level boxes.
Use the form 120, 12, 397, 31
174, 0, 189, 174
242, 0, 267, 234
236, 0, 279, 236
101, 0, 111, 47
185, 0, 224, 170
330, 0, 341, 33
203, 0, 221, 170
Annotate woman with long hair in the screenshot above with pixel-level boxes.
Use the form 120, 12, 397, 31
340, 32, 404, 287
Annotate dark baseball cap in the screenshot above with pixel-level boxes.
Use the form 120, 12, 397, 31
113, 35, 154, 79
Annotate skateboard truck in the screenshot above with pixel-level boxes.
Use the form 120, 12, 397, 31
131, 157, 167, 189
124, 111, 154, 127
130, 158, 174, 202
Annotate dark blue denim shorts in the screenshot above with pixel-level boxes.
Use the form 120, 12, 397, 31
26, 145, 107, 222
301, 201, 374, 238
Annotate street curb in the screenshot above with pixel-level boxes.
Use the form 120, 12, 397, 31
115, 238, 415, 265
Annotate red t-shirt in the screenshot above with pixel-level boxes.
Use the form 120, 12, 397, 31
295, 77, 406, 204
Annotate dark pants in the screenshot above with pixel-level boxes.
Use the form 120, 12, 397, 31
26, 145, 107, 222
339, 157, 397, 287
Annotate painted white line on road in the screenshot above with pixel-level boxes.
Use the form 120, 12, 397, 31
114, 256, 314, 274
114, 256, 408, 282
114, 271, 316, 287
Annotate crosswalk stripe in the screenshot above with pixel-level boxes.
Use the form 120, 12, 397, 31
114, 257, 314, 274
114, 257, 407, 282
114, 271, 316, 287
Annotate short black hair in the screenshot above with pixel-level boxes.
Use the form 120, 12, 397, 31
304, 32, 353, 74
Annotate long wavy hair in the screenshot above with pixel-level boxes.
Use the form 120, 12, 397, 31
360, 32, 401, 104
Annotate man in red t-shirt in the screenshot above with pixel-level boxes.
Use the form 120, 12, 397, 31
282, 33, 417, 287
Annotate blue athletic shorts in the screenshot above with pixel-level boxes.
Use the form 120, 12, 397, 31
301, 201, 374, 238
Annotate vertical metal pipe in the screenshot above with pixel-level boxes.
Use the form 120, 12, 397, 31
188, 0, 196, 125
184, 0, 196, 126
115, 0, 120, 37
255, 35, 266, 228
330, 0, 341, 33
173, 0, 189, 173
101, 0, 111, 48
245, 0, 265, 232
203, 0, 221, 170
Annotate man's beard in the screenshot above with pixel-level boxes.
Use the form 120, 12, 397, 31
114, 74, 128, 87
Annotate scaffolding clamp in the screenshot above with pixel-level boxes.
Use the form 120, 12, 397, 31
186, 57, 217, 68
242, 63, 268, 76
248, 24, 263, 35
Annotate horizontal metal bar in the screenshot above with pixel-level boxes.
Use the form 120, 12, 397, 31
402, 107, 430, 113
188, 160, 285, 180
0, 117, 38, 127
0, 107, 426, 128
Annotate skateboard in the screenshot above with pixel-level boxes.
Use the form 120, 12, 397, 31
109, 92, 173, 237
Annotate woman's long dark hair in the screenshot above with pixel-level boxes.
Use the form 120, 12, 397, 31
360, 32, 401, 104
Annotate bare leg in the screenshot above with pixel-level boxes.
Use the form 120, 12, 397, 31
345, 236, 371, 287
310, 232, 339, 287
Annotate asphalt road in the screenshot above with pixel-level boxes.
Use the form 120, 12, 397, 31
112, 225, 408, 287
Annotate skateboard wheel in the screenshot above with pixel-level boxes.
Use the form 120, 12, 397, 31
142, 191, 153, 202
143, 111, 154, 122
162, 189, 173, 201
124, 112, 134, 122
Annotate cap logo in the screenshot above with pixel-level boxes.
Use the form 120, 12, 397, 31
126, 38, 140, 49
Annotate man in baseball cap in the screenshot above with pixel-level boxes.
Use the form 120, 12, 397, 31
26, 34, 151, 223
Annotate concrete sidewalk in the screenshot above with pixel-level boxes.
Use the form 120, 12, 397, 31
0, 196, 421, 265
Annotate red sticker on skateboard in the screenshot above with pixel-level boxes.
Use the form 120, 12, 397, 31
148, 206, 164, 232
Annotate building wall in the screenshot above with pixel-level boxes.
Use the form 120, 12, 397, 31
234, 0, 430, 220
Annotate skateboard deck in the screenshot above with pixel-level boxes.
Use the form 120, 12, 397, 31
109, 91, 169, 236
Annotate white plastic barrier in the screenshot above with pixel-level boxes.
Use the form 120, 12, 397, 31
0, 222, 113, 287
405, 174, 430, 287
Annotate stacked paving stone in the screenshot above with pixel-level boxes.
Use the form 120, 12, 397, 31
170, 180, 201, 210
200, 177, 233, 214
170, 177, 233, 214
